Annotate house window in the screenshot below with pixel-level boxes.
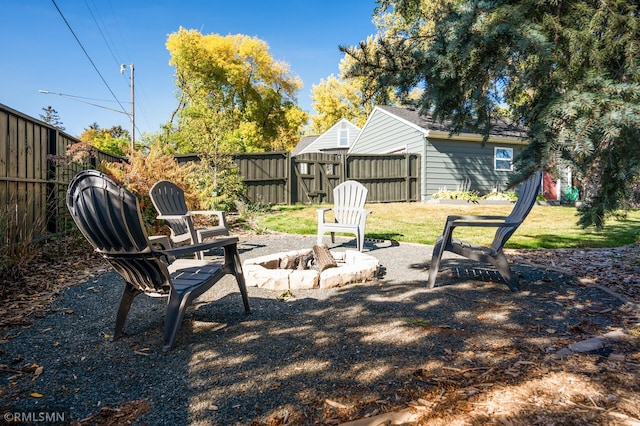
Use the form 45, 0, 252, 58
337, 123, 349, 147
299, 162, 309, 174
494, 147, 513, 171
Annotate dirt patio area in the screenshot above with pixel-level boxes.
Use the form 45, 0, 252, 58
1, 233, 639, 425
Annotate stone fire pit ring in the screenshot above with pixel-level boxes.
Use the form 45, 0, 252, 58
242, 248, 380, 291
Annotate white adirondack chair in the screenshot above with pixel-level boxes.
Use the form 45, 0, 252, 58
317, 180, 371, 252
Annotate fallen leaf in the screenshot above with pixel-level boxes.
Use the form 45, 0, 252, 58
34, 366, 44, 377
30, 392, 43, 398
325, 399, 351, 409
277, 289, 294, 301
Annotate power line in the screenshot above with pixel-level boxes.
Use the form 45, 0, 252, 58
100, 0, 153, 133
50, 0, 129, 117
84, 0, 123, 71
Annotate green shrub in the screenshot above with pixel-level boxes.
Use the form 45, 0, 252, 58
481, 191, 518, 201
431, 188, 480, 202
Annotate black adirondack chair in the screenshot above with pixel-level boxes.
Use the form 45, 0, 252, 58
428, 172, 542, 292
149, 180, 229, 260
66, 170, 251, 352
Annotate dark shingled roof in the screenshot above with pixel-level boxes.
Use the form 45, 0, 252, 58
291, 135, 319, 156
377, 105, 527, 139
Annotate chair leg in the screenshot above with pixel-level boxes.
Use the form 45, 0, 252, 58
317, 231, 323, 246
427, 237, 445, 289
224, 244, 252, 314
114, 283, 142, 341
491, 252, 520, 292
356, 230, 364, 252
163, 289, 192, 352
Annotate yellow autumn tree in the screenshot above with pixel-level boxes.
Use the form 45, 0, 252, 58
310, 74, 369, 134
310, 53, 419, 134
166, 28, 308, 154
80, 124, 130, 157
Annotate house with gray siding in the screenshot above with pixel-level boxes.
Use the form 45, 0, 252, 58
349, 106, 566, 201
292, 118, 360, 156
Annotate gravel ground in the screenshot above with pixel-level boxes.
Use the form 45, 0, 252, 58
0, 234, 634, 425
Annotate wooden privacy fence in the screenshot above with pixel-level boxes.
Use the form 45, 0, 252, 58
234, 151, 421, 205
0, 103, 123, 246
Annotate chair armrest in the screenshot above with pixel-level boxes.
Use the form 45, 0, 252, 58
317, 208, 333, 223
446, 215, 508, 222
148, 235, 172, 250
440, 216, 516, 247
189, 210, 225, 216
448, 220, 519, 228
358, 209, 372, 224
156, 214, 189, 221
155, 236, 239, 257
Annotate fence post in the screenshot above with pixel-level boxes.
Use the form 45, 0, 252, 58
406, 154, 411, 203
286, 152, 292, 205
341, 154, 347, 183
45, 128, 57, 234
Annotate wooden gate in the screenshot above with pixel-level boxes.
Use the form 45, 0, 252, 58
292, 153, 343, 204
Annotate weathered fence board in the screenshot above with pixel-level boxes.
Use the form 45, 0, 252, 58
0, 103, 125, 246
234, 152, 291, 205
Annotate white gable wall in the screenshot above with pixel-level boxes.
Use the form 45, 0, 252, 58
297, 118, 361, 155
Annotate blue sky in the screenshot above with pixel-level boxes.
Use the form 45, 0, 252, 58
1, 0, 379, 138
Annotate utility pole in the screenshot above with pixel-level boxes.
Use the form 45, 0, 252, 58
130, 64, 135, 150
121, 63, 135, 149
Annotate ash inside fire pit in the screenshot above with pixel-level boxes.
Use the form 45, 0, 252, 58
242, 244, 380, 290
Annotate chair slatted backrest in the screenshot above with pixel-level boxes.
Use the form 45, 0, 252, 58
333, 181, 368, 225
149, 180, 192, 237
491, 172, 541, 253
67, 170, 172, 296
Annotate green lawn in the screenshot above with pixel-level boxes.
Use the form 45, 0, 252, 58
255, 203, 640, 249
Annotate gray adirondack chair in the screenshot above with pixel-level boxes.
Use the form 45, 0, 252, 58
66, 170, 251, 352
428, 172, 542, 292
317, 180, 372, 252
150, 180, 229, 259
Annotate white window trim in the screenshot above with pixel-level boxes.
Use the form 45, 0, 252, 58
337, 128, 349, 147
494, 147, 513, 171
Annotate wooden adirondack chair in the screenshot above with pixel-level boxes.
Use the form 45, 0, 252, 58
66, 170, 251, 352
428, 172, 542, 292
150, 180, 229, 259
317, 180, 372, 252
